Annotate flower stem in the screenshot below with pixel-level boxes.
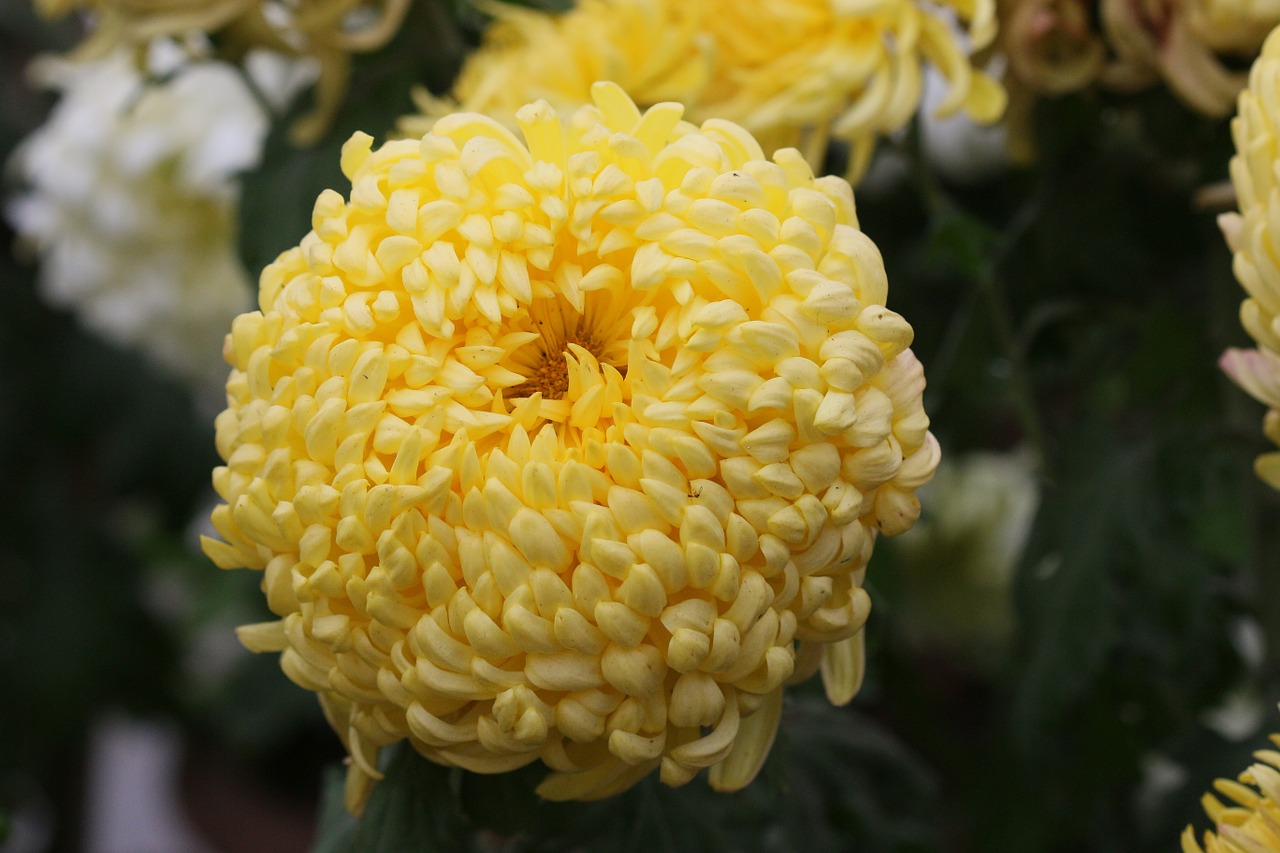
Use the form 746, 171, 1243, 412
903, 122, 1049, 472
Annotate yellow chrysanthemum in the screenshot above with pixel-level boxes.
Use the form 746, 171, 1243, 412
37, 0, 410, 144
204, 83, 939, 811
1183, 734, 1280, 852
1225, 26, 1280, 352
403, 0, 1005, 182
1221, 27, 1280, 488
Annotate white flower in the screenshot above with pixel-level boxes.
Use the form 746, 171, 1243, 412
920, 64, 1011, 185
6, 47, 273, 395
893, 449, 1039, 666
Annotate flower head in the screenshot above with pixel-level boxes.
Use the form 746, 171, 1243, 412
1183, 733, 1280, 852
1221, 29, 1280, 488
204, 83, 938, 810
404, 0, 1005, 182
6, 50, 268, 394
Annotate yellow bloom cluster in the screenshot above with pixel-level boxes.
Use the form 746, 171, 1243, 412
403, 0, 1005, 182
204, 83, 938, 810
36, 0, 411, 143
1183, 734, 1280, 853
1221, 27, 1280, 489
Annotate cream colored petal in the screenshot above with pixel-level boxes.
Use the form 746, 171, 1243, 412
709, 688, 784, 792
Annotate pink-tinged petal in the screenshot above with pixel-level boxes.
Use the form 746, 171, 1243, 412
1221, 347, 1280, 407
1221, 212, 1245, 252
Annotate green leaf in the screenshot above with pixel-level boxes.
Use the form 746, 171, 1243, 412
922, 207, 998, 287
353, 745, 471, 853
311, 767, 358, 853
1010, 432, 1131, 747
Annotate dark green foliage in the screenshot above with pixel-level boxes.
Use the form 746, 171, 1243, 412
854, 88, 1261, 852
310, 696, 938, 853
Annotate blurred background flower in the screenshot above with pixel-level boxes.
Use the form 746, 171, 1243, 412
5, 43, 284, 400
33, 0, 414, 143
889, 448, 1038, 670
403, 0, 1006, 182
993, 0, 1280, 161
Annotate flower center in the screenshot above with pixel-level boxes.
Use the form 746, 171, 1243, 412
510, 316, 608, 400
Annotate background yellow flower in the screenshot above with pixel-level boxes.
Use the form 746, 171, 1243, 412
1184, 730, 1280, 852
404, 0, 1005, 182
1220, 26, 1280, 488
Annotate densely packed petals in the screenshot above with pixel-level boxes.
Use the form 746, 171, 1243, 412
1221, 29, 1280, 489
1183, 731, 1280, 852
403, 0, 1005, 182
6, 49, 269, 394
204, 84, 938, 810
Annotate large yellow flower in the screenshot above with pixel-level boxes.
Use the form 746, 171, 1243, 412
204, 83, 938, 811
1221, 27, 1280, 488
1183, 735, 1280, 852
403, 0, 1005, 182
